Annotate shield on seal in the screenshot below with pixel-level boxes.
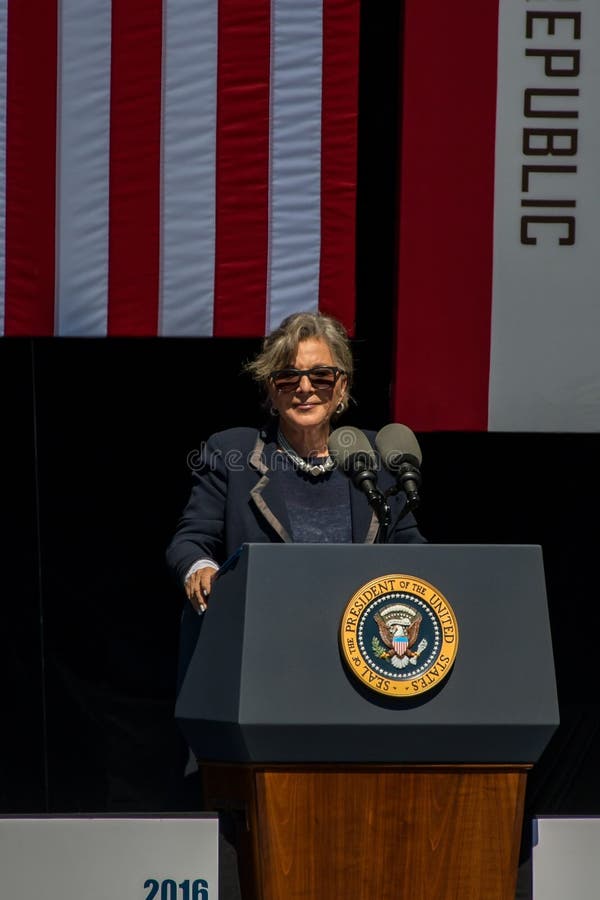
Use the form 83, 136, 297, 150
393, 633, 408, 657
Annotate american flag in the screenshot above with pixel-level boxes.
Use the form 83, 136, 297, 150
0, 0, 359, 337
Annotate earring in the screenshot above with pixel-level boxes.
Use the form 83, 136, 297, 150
270, 406, 279, 417
335, 401, 344, 415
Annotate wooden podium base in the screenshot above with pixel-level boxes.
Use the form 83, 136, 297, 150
202, 764, 529, 900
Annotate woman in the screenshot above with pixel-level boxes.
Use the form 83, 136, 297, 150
166, 312, 424, 613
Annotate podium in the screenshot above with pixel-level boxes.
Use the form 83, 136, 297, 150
176, 544, 558, 900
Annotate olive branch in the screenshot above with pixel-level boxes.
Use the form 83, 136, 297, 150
371, 636, 387, 658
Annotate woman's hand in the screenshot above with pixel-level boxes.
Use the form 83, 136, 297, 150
185, 566, 218, 614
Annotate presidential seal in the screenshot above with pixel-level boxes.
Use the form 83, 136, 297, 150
340, 574, 459, 697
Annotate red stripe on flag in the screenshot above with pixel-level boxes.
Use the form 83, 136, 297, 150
107, 0, 163, 336
318, 0, 360, 337
392, 1, 500, 431
4, 1, 58, 335
212, 0, 271, 337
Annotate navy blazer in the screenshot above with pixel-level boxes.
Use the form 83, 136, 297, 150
166, 425, 425, 585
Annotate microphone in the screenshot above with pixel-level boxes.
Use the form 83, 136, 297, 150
375, 423, 422, 509
328, 426, 381, 504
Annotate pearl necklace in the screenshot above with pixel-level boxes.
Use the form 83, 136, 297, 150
277, 429, 336, 477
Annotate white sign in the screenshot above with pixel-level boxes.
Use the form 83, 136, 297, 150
491, 0, 600, 431
0, 816, 219, 900
533, 816, 600, 899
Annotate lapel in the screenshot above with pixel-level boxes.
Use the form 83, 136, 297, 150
350, 481, 380, 544
248, 429, 293, 543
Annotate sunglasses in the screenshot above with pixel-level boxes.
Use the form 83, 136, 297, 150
269, 365, 346, 393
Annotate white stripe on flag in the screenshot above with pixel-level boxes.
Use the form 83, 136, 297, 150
55, 0, 112, 336
490, 0, 600, 431
159, 0, 218, 336
0, 2, 7, 335
266, 0, 322, 333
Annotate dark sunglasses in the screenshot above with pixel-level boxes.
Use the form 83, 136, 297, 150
269, 365, 346, 393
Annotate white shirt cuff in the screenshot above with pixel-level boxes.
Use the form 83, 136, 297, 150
184, 558, 219, 584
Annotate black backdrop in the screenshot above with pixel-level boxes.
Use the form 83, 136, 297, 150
2, 2, 600, 834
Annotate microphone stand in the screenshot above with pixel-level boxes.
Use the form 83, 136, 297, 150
351, 473, 391, 544
383, 472, 421, 542
372, 493, 392, 544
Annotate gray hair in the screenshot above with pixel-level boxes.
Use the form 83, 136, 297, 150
246, 312, 353, 414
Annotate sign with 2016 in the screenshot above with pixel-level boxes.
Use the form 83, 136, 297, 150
0, 816, 219, 899
144, 879, 209, 900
